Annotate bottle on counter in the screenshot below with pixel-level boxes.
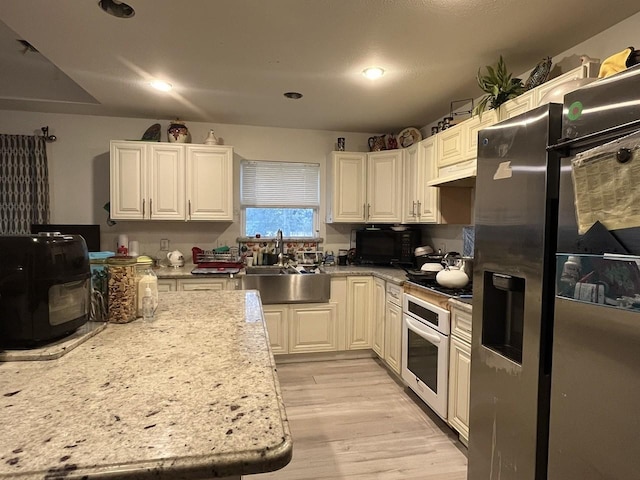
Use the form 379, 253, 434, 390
136, 259, 158, 318
142, 286, 155, 322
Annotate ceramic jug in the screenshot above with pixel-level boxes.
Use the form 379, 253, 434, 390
368, 135, 386, 152
167, 250, 185, 267
168, 119, 189, 143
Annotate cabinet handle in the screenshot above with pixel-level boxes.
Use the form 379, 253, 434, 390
363, 203, 366, 219
142, 198, 145, 217
188, 200, 192, 219
149, 198, 152, 218
416, 200, 421, 216
367, 203, 371, 219
412, 201, 416, 216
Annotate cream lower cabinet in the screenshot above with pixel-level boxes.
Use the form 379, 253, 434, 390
384, 286, 402, 375
110, 141, 233, 221
177, 278, 229, 291
157, 279, 177, 292
263, 305, 289, 355
288, 303, 339, 353
448, 304, 472, 445
372, 277, 386, 356
346, 276, 373, 349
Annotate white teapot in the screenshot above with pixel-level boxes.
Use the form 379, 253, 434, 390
167, 250, 185, 268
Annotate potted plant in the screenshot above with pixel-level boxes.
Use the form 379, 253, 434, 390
474, 55, 525, 116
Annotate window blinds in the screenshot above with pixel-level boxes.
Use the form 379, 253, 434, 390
240, 160, 320, 207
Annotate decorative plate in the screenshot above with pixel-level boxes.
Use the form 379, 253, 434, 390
141, 123, 161, 141
398, 127, 422, 148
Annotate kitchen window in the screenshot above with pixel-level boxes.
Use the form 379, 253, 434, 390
240, 160, 320, 237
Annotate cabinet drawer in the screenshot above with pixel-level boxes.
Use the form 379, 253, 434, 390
451, 307, 472, 344
386, 283, 402, 306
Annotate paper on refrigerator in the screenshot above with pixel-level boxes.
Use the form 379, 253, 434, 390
571, 130, 640, 234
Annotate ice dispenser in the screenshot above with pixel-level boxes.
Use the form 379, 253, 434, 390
482, 272, 525, 364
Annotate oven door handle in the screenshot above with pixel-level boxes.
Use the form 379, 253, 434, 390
405, 316, 441, 344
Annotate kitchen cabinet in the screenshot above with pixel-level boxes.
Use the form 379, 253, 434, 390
448, 302, 472, 445
157, 279, 177, 292
109, 141, 233, 221
177, 278, 229, 291
372, 277, 386, 356
288, 303, 339, 353
263, 305, 288, 355
326, 150, 403, 223
402, 138, 439, 223
384, 283, 402, 375
346, 276, 373, 349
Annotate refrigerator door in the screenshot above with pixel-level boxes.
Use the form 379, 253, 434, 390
548, 296, 640, 479
468, 104, 562, 480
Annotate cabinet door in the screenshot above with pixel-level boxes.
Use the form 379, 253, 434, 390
499, 90, 535, 120
451, 306, 472, 344
289, 303, 338, 353
157, 279, 176, 292
463, 110, 499, 160
448, 335, 471, 443
186, 146, 233, 221
436, 123, 465, 168
263, 305, 288, 355
327, 152, 367, 223
367, 151, 403, 223
110, 141, 147, 219
417, 137, 440, 223
176, 278, 227, 291
385, 301, 402, 375
402, 144, 420, 223
372, 277, 386, 357
346, 276, 373, 349
148, 144, 185, 220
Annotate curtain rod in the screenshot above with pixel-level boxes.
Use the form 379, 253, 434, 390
40, 126, 57, 142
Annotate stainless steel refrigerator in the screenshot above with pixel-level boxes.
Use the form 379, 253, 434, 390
468, 64, 640, 480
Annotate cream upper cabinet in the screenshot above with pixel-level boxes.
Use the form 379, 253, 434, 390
437, 122, 466, 168
186, 145, 233, 221
326, 150, 402, 223
110, 141, 233, 221
366, 150, 403, 223
499, 90, 536, 120
326, 152, 367, 223
403, 137, 439, 223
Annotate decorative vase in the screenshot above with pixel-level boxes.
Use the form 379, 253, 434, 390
204, 129, 218, 145
168, 119, 189, 143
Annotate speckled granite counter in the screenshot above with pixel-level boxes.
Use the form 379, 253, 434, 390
0, 291, 292, 480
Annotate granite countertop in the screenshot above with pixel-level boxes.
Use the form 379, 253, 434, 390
0, 291, 292, 480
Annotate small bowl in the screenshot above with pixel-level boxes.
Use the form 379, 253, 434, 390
390, 225, 408, 231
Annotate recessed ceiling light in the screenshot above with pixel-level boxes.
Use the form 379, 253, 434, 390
98, 0, 135, 18
363, 67, 385, 79
150, 80, 173, 92
284, 92, 303, 99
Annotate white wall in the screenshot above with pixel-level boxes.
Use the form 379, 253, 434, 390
0, 111, 374, 257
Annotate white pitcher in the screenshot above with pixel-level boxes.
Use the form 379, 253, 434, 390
167, 250, 185, 267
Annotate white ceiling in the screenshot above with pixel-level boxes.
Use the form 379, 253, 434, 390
0, 0, 639, 133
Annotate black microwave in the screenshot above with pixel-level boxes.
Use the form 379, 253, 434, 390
355, 229, 420, 265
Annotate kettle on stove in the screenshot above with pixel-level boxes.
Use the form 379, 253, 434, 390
167, 250, 185, 268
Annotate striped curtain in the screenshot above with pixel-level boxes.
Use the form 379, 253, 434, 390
0, 135, 50, 234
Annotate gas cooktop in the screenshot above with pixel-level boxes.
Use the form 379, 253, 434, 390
405, 279, 473, 299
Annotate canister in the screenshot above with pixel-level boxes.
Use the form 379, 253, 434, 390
106, 256, 137, 323
88, 251, 114, 322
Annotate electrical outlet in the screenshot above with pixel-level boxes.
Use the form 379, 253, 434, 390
160, 239, 170, 250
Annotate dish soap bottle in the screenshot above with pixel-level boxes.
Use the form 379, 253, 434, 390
142, 286, 154, 322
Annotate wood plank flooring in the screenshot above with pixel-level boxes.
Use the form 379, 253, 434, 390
253, 357, 468, 480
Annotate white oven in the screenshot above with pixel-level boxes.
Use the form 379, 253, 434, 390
402, 292, 450, 420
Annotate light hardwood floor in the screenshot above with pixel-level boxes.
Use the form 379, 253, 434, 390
254, 357, 468, 480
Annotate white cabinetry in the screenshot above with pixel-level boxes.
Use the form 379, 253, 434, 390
372, 277, 386, 356
263, 305, 289, 355
346, 276, 373, 349
448, 303, 472, 445
326, 150, 403, 223
110, 141, 233, 221
177, 278, 228, 291
157, 279, 177, 292
402, 138, 439, 223
289, 303, 339, 353
384, 283, 402, 374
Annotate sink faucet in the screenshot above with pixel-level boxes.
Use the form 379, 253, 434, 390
275, 229, 285, 267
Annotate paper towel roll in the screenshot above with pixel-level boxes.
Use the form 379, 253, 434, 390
128, 240, 139, 257
117, 234, 128, 252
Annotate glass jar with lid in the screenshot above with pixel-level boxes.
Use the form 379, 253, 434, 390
135, 256, 158, 318
106, 256, 137, 323
89, 251, 115, 322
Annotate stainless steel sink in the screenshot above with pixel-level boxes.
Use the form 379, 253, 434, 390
242, 266, 330, 304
